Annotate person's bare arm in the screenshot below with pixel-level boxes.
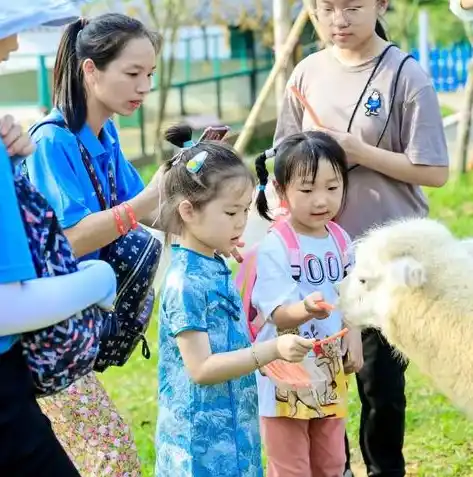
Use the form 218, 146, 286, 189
461, 0, 473, 9
176, 331, 315, 385
272, 292, 333, 331
65, 188, 157, 258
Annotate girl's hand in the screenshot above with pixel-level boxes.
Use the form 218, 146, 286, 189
316, 127, 367, 165
217, 240, 245, 263
275, 334, 315, 363
342, 327, 364, 374
303, 291, 334, 319
0, 115, 35, 157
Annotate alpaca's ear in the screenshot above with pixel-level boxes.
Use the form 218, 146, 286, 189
388, 256, 426, 288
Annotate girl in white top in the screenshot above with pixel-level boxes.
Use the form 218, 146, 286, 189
252, 130, 363, 477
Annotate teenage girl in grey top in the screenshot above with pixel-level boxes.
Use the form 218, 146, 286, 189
274, 1, 449, 476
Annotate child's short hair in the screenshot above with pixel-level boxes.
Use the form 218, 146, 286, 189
255, 130, 349, 221
159, 124, 255, 244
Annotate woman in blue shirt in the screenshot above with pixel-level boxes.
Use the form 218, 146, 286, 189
27, 14, 162, 259
0, 3, 118, 476
26, 13, 162, 476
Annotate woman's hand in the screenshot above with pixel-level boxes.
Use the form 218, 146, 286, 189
144, 165, 165, 204
0, 115, 35, 157
135, 164, 168, 229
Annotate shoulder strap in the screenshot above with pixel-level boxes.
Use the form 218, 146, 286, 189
21, 119, 66, 180
28, 119, 117, 211
347, 46, 414, 172
28, 119, 66, 136
326, 221, 349, 268
374, 52, 413, 148
347, 43, 397, 134
271, 219, 301, 281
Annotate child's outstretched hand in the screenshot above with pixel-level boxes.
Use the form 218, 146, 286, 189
342, 327, 364, 374
303, 291, 335, 320
217, 241, 245, 263
275, 334, 315, 363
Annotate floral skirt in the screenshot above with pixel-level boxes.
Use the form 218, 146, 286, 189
39, 372, 141, 476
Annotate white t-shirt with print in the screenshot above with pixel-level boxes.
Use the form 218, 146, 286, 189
251, 226, 352, 419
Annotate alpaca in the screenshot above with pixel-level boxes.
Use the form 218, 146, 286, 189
338, 217, 473, 417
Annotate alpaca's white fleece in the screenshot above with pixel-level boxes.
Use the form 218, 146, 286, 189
338, 218, 473, 417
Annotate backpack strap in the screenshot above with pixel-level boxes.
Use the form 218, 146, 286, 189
271, 219, 302, 281
20, 120, 67, 180
28, 119, 66, 136
28, 119, 118, 210
326, 221, 349, 271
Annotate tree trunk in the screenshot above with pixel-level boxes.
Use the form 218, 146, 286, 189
273, 0, 294, 115
234, 8, 309, 154
144, 0, 183, 164
454, 59, 473, 177
155, 23, 179, 163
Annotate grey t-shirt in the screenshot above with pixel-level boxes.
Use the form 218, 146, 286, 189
274, 45, 449, 239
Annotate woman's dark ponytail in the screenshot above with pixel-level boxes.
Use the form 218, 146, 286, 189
53, 18, 88, 132
375, 19, 388, 41
254, 149, 274, 222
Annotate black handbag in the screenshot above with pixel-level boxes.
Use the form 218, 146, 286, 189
76, 138, 162, 372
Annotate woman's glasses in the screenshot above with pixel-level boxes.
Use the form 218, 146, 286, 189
315, 6, 374, 25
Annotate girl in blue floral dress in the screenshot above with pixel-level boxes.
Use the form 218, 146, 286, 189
156, 124, 317, 477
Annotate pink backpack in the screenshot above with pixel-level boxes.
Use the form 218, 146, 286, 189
235, 217, 349, 342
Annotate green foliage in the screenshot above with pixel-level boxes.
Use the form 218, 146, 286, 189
386, 0, 468, 48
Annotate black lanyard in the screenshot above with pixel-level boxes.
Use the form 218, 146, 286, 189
346, 44, 413, 171
27, 119, 119, 210
76, 139, 119, 210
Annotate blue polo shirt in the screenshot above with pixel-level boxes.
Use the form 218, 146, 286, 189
26, 108, 145, 260
0, 142, 37, 354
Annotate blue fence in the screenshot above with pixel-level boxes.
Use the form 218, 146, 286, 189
411, 42, 472, 92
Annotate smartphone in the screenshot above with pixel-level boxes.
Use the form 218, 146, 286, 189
198, 125, 230, 143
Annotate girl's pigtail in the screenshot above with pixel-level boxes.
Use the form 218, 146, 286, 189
375, 19, 389, 41
255, 147, 275, 221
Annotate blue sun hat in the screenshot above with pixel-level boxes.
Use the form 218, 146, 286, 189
0, 0, 91, 40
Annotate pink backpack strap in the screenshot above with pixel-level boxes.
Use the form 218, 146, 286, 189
326, 221, 349, 268
271, 219, 302, 281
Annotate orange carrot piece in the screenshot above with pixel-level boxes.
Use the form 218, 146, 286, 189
315, 328, 349, 348
290, 85, 322, 127
315, 300, 336, 311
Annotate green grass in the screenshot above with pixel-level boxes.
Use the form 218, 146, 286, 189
99, 332, 158, 475
440, 104, 456, 119
100, 173, 473, 476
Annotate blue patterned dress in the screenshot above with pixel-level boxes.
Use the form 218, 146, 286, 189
156, 246, 263, 477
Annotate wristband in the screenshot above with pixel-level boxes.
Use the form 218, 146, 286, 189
112, 206, 127, 236
122, 202, 139, 230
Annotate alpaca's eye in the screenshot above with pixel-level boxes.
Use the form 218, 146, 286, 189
359, 278, 366, 285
